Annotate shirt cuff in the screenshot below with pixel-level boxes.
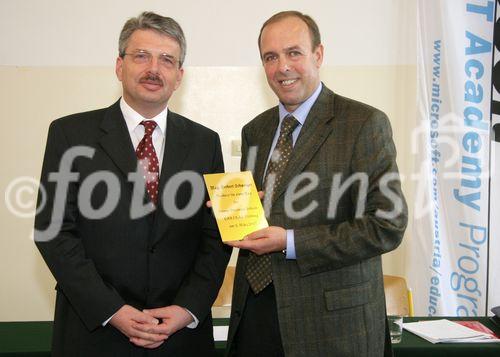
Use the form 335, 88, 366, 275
184, 308, 199, 329
102, 313, 116, 326
285, 229, 296, 259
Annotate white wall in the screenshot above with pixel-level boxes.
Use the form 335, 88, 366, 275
0, 0, 416, 66
0, 0, 417, 321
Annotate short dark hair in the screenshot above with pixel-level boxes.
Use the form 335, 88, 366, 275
119, 11, 186, 67
258, 11, 321, 58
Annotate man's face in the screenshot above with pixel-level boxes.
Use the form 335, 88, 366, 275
260, 16, 323, 112
116, 29, 184, 118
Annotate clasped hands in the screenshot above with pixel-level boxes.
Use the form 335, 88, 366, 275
207, 191, 287, 255
110, 304, 193, 349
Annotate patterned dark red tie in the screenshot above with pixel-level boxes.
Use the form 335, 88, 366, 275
135, 120, 160, 205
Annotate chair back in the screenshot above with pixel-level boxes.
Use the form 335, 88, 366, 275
383, 275, 411, 316
213, 266, 235, 307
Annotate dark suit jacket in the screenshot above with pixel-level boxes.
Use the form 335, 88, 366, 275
227, 86, 408, 357
34, 100, 230, 356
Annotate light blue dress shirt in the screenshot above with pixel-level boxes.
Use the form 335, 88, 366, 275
264, 83, 323, 259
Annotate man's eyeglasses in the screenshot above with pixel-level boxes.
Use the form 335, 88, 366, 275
122, 50, 180, 69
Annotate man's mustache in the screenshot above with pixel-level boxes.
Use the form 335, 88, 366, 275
140, 73, 163, 85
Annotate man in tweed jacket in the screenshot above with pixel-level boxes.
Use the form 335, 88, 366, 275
225, 11, 408, 357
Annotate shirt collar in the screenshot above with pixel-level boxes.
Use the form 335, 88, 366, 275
278, 82, 323, 127
120, 97, 168, 135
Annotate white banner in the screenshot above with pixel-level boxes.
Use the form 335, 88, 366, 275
488, 1, 500, 312
410, 0, 496, 316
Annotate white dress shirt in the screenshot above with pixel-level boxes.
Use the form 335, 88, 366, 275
120, 97, 167, 170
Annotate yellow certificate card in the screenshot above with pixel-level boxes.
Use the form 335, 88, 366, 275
203, 171, 268, 242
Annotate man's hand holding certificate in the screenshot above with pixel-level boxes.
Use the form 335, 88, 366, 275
203, 172, 268, 242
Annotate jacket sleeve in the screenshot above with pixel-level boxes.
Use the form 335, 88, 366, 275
172, 132, 231, 322
294, 112, 408, 276
34, 120, 124, 331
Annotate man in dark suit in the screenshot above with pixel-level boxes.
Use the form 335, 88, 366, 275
34, 12, 230, 356
226, 11, 408, 356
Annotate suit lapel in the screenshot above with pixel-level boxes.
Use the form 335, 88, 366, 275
151, 110, 192, 245
98, 100, 137, 179
158, 111, 191, 191
253, 107, 279, 190
272, 87, 335, 203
